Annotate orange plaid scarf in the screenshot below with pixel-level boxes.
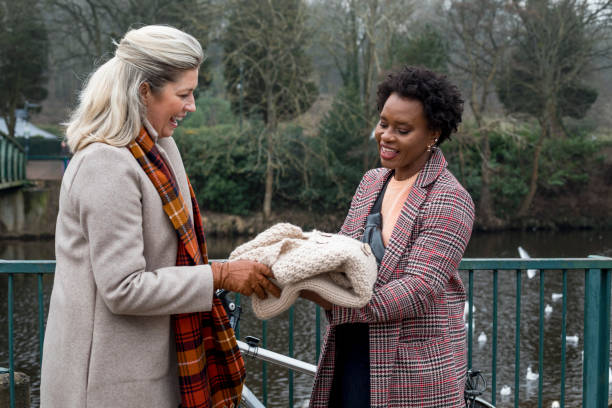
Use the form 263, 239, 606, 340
128, 127, 245, 408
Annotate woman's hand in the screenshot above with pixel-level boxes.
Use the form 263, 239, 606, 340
300, 290, 333, 311
211, 260, 281, 299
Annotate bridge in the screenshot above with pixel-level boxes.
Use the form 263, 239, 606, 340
0, 133, 26, 190
0, 132, 66, 237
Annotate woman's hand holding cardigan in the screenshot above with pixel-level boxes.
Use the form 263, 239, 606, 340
211, 260, 281, 299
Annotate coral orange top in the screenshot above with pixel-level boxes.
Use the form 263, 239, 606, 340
381, 172, 419, 246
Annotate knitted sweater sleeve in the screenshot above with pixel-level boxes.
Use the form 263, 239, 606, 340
329, 187, 475, 324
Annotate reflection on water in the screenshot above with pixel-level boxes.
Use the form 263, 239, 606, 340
1, 229, 612, 407
0, 239, 56, 260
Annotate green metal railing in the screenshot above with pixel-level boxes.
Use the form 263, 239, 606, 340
2, 258, 612, 408
0, 134, 27, 190
460, 258, 612, 408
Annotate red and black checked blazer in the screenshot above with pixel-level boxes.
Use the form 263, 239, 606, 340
310, 149, 475, 408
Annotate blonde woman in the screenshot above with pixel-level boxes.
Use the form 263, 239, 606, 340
41, 25, 279, 408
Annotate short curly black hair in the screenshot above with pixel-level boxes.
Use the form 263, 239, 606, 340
376, 66, 463, 145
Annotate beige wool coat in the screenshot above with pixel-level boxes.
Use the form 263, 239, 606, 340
41, 133, 215, 408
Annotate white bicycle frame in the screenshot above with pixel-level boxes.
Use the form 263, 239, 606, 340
238, 340, 316, 408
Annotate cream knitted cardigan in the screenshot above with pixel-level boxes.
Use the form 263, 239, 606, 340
229, 223, 378, 319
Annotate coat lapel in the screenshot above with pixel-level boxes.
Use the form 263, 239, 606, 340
376, 149, 447, 285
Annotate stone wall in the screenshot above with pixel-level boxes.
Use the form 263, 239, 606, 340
0, 181, 59, 239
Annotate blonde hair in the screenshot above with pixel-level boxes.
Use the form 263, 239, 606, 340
65, 25, 204, 152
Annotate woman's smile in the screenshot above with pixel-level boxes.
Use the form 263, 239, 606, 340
379, 144, 399, 160
169, 115, 186, 129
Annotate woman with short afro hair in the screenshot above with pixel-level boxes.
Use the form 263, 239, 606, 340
304, 66, 475, 407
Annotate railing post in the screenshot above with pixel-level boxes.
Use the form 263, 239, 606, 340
582, 261, 611, 408
8, 273, 15, 408
1, 138, 6, 182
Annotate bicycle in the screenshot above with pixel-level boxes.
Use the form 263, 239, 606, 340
464, 369, 495, 408
217, 290, 496, 408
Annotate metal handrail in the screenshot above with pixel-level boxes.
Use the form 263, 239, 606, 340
0, 135, 26, 187
2, 258, 611, 408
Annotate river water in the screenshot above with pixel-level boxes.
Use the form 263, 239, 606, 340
1, 229, 612, 407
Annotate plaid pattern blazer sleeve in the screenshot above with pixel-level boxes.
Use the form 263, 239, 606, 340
310, 149, 475, 408
331, 150, 475, 325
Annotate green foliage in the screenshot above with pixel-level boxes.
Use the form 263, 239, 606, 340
174, 86, 376, 215
446, 123, 600, 218
538, 133, 600, 193
303, 85, 371, 211
386, 25, 449, 72
222, 0, 318, 125
0, 0, 49, 138
173, 124, 264, 215
272, 124, 312, 207
183, 95, 236, 128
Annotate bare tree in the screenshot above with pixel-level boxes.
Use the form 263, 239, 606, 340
502, 0, 612, 217
0, 0, 49, 138
222, 0, 317, 219
448, 0, 514, 228
43, 0, 212, 114
310, 0, 416, 170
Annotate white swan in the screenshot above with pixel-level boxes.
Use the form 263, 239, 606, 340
545, 304, 553, 317
463, 301, 476, 322
518, 246, 538, 278
478, 331, 487, 345
566, 334, 579, 346
551, 293, 563, 302
551, 401, 560, 408
526, 365, 539, 381
500, 385, 511, 396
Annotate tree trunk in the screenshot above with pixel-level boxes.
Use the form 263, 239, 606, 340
6, 109, 17, 139
263, 132, 274, 220
458, 139, 466, 185
473, 107, 503, 229
477, 130, 505, 228
478, 131, 496, 224
517, 120, 547, 218
361, 0, 377, 172
263, 83, 276, 220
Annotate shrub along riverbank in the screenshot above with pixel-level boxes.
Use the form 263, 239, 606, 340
174, 95, 612, 235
